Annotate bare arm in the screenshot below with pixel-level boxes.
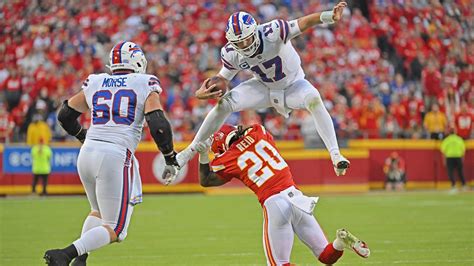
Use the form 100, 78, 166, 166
199, 163, 230, 187
144, 91, 163, 113
297, 1, 347, 32
57, 91, 88, 143
67, 91, 89, 113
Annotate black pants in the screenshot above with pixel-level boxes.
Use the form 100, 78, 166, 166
32, 174, 49, 195
446, 158, 465, 187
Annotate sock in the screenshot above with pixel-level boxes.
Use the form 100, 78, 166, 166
318, 243, 343, 264
333, 238, 346, 251
72, 226, 111, 256
177, 102, 232, 166
305, 94, 340, 160
81, 215, 102, 235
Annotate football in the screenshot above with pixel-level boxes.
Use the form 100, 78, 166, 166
207, 76, 227, 96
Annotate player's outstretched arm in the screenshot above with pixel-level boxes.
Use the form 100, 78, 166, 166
297, 1, 347, 32
57, 91, 89, 143
195, 139, 229, 187
144, 92, 179, 167
199, 163, 229, 187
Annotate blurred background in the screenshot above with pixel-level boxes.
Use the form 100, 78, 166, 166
0, 0, 473, 195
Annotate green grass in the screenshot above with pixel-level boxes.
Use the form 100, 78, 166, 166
1, 192, 473, 265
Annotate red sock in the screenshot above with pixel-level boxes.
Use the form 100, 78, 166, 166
318, 243, 344, 265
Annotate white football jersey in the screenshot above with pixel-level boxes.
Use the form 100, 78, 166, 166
82, 73, 162, 152
219, 19, 304, 90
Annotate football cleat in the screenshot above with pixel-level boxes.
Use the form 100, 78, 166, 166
336, 229, 370, 258
332, 154, 350, 176
44, 249, 72, 266
71, 253, 88, 266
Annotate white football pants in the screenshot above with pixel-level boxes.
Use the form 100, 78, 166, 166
77, 140, 135, 241
262, 187, 328, 266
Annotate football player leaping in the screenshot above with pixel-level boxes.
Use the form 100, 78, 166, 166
44, 41, 180, 266
168, 2, 349, 181
196, 124, 370, 265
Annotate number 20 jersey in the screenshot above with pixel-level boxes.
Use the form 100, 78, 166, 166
82, 73, 162, 153
210, 125, 296, 205
219, 19, 305, 90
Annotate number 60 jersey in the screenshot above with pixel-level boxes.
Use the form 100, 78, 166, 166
219, 19, 304, 90
211, 125, 296, 205
82, 73, 162, 153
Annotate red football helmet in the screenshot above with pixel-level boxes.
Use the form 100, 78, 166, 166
211, 124, 239, 155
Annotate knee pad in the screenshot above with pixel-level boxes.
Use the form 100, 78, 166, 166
303, 91, 323, 112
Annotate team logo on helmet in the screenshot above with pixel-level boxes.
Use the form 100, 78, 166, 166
242, 14, 254, 25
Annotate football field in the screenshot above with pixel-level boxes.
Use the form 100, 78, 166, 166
1, 191, 473, 265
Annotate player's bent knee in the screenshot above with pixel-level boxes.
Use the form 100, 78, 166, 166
303, 92, 323, 112
102, 225, 118, 243
216, 96, 234, 113
89, 210, 101, 218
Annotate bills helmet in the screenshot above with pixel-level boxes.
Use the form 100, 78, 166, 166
225, 12, 260, 57
108, 41, 147, 74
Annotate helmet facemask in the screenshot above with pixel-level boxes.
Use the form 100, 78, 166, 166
229, 30, 260, 57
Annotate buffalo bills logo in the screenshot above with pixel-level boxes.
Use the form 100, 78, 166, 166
129, 45, 142, 57
242, 14, 254, 25
225, 22, 230, 33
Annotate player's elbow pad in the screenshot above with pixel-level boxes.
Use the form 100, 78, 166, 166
145, 109, 174, 155
57, 100, 86, 142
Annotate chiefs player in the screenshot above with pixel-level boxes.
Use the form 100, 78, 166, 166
196, 124, 370, 265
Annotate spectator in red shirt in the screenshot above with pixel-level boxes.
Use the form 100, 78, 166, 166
3, 67, 22, 111
454, 102, 473, 139
421, 60, 442, 106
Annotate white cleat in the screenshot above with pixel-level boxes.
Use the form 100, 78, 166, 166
332, 154, 350, 176
336, 229, 370, 258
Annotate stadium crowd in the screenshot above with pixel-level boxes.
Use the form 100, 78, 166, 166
1, 0, 473, 145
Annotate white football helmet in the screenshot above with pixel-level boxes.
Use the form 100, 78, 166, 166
108, 41, 147, 74
225, 12, 260, 57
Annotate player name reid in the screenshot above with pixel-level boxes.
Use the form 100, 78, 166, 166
236, 136, 255, 152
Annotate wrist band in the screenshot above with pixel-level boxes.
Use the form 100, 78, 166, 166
320, 11, 335, 24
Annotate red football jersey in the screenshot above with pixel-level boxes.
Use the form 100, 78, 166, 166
210, 125, 296, 205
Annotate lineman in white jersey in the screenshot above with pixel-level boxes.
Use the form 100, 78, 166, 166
169, 2, 350, 181
44, 41, 180, 266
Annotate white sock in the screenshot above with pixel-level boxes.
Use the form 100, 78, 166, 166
81, 215, 102, 235
177, 102, 232, 166
73, 226, 111, 256
305, 95, 340, 160
333, 238, 345, 251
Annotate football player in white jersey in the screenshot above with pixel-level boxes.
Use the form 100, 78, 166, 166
44, 41, 180, 266
170, 2, 350, 181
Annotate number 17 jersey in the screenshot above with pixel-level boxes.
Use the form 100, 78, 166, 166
219, 19, 305, 90
82, 73, 162, 153
210, 125, 296, 205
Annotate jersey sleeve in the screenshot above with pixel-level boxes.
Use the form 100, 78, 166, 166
81, 75, 92, 92
218, 46, 239, 81
264, 19, 302, 44
147, 75, 162, 94
210, 153, 237, 182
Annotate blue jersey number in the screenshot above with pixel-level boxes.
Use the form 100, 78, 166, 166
251, 56, 286, 82
92, 89, 137, 125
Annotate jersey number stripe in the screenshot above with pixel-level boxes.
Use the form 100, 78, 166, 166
92, 89, 137, 125
251, 56, 286, 83
237, 139, 288, 187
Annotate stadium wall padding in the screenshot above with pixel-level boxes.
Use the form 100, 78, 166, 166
0, 140, 473, 195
